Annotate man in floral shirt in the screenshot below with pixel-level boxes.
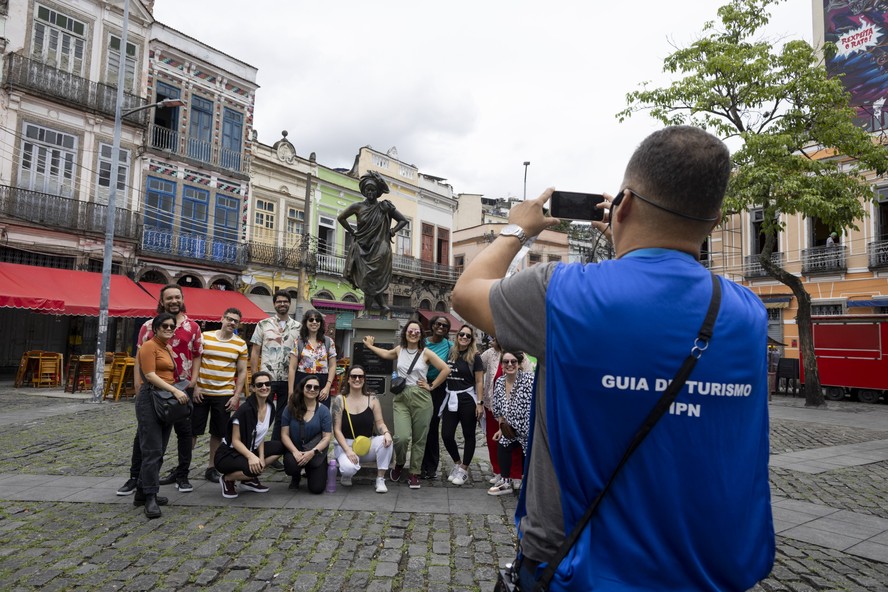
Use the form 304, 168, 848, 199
116, 284, 203, 496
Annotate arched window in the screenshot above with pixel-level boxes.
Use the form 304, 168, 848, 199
177, 274, 203, 288
435, 301, 446, 312
250, 286, 271, 296
419, 299, 432, 310
139, 269, 168, 284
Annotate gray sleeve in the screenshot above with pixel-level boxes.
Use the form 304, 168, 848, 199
489, 262, 557, 361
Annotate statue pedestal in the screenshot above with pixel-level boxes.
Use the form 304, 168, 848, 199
351, 318, 400, 433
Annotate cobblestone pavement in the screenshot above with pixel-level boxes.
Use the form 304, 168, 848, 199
1, 389, 887, 591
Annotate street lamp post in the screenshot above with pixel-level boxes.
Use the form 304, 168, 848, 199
91, 0, 185, 402
523, 161, 530, 200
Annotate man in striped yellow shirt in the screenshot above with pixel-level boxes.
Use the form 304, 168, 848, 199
193, 308, 248, 483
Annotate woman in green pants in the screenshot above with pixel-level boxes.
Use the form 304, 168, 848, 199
362, 320, 450, 490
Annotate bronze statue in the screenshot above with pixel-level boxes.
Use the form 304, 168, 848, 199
338, 171, 408, 316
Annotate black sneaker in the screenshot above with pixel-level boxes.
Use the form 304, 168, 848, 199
116, 478, 137, 496
269, 459, 284, 471
240, 478, 269, 493
288, 476, 300, 490
158, 470, 177, 486
205, 467, 221, 483
220, 476, 238, 499
176, 477, 193, 492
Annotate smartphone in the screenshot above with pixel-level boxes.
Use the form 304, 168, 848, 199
549, 191, 606, 222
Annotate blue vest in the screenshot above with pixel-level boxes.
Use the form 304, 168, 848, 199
540, 250, 774, 591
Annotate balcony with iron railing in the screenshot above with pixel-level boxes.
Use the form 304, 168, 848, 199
141, 227, 246, 268
4, 53, 147, 125
867, 239, 888, 270
801, 245, 847, 274
246, 238, 316, 271
0, 184, 141, 241
316, 252, 346, 275
393, 254, 460, 283
147, 124, 249, 175
743, 252, 786, 278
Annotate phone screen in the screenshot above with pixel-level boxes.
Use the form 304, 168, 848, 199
549, 191, 605, 221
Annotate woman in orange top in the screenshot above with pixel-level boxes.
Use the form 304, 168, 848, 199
136, 312, 189, 519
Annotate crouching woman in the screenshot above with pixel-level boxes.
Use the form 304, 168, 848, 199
215, 371, 284, 498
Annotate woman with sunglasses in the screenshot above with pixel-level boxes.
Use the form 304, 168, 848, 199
281, 375, 332, 493
441, 325, 484, 486
488, 350, 534, 496
215, 371, 285, 499
362, 320, 450, 489
286, 310, 337, 418
135, 312, 190, 518
480, 336, 525, 487
331, 365, 394, 493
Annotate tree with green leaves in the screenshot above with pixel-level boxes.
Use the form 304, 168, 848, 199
617, 0, 888, 407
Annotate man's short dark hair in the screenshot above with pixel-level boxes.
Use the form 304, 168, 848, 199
273, 290, 291, 303
223, 307, 242, 320
624, 126, 730, 222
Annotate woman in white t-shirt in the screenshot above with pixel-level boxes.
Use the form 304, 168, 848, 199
362, 320, 450, 490
215, 371, 284, 499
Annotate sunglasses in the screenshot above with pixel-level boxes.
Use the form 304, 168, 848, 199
433, 321, 450, 328
406, 329, 422, 335
306, 317, 322, 323
254, 382, 271, 389
349, 374, 365, 380
304, 384, 321, 391
160, 323, 176, 330
502, 359, 519, 366
458, 332, 473, 339
223, 316, 240, 324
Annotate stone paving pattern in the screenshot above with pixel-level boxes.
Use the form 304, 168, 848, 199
1, 388, 887, 591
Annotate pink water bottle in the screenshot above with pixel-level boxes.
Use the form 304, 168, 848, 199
326, 458, 338, 493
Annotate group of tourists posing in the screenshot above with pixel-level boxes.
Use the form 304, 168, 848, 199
120, 285, 532, 519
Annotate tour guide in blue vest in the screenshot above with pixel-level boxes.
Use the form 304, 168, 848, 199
453, 126, 774, 591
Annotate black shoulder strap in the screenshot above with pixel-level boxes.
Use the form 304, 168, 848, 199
534, 274, 722, 591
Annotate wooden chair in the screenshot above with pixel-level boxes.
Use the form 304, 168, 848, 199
65, 355, 95, 393
104, 354, 136, 401
31, 352, 62, 388
15, 351, 42, 388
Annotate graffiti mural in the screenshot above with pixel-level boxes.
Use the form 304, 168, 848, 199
823, 0, 888, 132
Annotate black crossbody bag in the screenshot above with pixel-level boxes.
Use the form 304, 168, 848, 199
496, 274, 722, 592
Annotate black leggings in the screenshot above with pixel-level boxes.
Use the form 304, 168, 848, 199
441, 392, 478, 465
497, 439, 523, 479
283, 451, 326, 494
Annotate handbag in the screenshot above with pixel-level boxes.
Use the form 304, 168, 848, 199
499, 420, 518, 441
152, 380, 193, 425
296, 413, 327, 468
498, 274, 722, 592
343, 396, 372, 456
390, 348, 422, 394
140, 346, 192, 426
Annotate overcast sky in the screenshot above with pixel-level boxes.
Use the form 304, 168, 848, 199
152, 0, 815, 201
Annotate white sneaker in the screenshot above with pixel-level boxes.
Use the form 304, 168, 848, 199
451, 467, 469, 486
488, 479, 512, 496
375, 477, 388, 493
341, 474, 353, 487
489, 475, 502, 484
447, 465, 460, 482
512, 478, 522, 491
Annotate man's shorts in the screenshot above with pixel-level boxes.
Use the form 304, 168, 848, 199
191, 396, 231, 437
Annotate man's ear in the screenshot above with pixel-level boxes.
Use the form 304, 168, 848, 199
707, 210, 723, 234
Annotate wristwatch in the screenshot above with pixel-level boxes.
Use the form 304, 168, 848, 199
499, 224, 529, 246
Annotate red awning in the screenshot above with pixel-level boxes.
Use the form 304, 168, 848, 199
0, 262, 157, 317
138, 283, 268, 323
417, 309, 463, 330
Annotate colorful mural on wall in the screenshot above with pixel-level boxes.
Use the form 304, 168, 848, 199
823, 0, 888, 132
